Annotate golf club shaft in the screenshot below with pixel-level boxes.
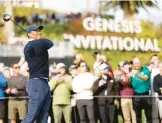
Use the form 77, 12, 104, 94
10, 19, 26, 32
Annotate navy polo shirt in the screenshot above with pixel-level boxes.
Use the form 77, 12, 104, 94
24, 38, 53, 79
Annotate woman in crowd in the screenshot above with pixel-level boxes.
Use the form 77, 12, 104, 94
72, 61, 96, 123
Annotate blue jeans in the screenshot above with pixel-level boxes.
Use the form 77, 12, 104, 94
21, 78, 51, 123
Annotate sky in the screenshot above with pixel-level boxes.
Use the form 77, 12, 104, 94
41, 0, 98, 13
41, 0, 162, 24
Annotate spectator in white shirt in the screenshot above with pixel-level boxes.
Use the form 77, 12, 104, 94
72, 61, 95, 123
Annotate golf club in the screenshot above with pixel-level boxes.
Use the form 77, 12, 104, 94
3, 13, 26, 32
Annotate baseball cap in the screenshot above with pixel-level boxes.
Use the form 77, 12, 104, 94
118, 61, 130, 68
118, 61, 125, 68
56, 63, 66, 69
69, 64, 77, 71
123, 61, 130, 66
93, 50, 101, 55
26, 25, 43, 34
99, 63, 110, 71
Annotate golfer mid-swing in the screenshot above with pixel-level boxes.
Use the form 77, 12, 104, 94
22, 25, 53, 123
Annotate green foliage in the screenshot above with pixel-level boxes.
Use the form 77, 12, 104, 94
13, 6, 55, 17
101, 1, 159, 15
137, 20, 155, 38
77, 49, 162, 70
0, 5, 57, 43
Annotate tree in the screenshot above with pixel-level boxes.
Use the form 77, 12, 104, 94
99, 0, 159, 19
4, 0, 14, 41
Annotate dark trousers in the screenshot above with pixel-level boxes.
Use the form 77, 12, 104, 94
21, 78, 51, 123
99, 104, 118, 123
133, 92, 152, 123
99, 105, 107, 123
94, 98, 100, 123
72, 106, 80, 123
49, 95, 54, 123
76, 99, 95, 123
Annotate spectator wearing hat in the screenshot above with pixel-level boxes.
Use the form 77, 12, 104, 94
93, 62, 118, 123
93, 50, 102, 71
93, 51, 103, 88
69, 64, 79, 123
69, 64, 78, 79
100, 54, 114, 79
0, 71, 7, 123
49, 63, 72, 123
72, 61, 96, 123
114, 61, 136, 123
131, 57, 151, 123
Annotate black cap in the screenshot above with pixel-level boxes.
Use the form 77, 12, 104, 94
26, 25, 43, 34
93, 50, 101, 55
123, 61, 130, 66
118, 61, 129, 68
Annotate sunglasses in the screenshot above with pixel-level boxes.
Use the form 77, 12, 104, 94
103, 67, 109, 71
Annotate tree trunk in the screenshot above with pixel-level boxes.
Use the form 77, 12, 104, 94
4, 0, 14, 43
123, 2, 135, 20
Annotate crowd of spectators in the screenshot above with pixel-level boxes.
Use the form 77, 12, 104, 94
14, 12, 97, 26
0, 52, 162, 123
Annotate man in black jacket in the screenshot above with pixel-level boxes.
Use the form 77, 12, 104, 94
153, 62, 162, 123
93, 63, 119, 123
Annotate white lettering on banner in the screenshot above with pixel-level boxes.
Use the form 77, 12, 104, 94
82, 17, 142, 33
64, 34, 161, 52
114, 20, 121, 33
102, 37, 112, 50
118, 37, 123, 50
123, 37, 134, 51
68, 34, 81, 48
64, 17, 160, 52
82, 17, 95, 31
103, 19, 114, 32
90, 36, 96, 49
134, 38, 144, 51
134, 20, 142, 33
111, 36, 118, 50
80, 35, 91, 49
145, 38, 154, 51
96, 36, 102, 50
154, 39, 161, 52
95, 18, 103, 32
